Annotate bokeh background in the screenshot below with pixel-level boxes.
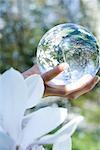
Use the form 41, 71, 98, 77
0, 0, 100, 149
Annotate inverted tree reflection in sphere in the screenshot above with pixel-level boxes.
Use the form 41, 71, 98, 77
37, 23, 99, 84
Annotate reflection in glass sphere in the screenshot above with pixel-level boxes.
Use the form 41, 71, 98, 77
37, 23, 99, 85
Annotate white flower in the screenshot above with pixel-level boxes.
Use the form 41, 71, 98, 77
34, 116, 83, 150
0, 68, 69, 150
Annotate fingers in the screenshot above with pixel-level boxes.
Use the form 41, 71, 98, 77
66, 74, 94, 94
67, 76, 100, 100
23, 64, 41, 78
46, 74, 94, 94
23, 63, 69, 80
42, 63, 69, 82
44, 76, 100, 98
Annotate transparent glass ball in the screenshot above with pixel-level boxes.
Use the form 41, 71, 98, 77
37, 23, 100, 85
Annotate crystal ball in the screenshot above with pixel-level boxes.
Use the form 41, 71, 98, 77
37, 23, 99, 84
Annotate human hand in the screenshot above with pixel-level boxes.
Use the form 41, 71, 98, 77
23, 63, 100, 100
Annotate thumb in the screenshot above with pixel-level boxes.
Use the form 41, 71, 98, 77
42, 63, 69, 82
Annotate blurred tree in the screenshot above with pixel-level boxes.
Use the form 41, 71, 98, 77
0, 0, 100, 72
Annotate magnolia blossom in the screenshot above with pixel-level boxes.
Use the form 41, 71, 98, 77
0, 68, 83, 150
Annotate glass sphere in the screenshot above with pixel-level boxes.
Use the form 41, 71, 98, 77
37, 23, 100, 84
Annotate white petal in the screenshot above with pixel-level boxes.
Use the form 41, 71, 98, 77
0, 131, 15, 150
22, 111, 34, 129
53, 137, 71, 150
0, 68, 28, 142
20, 107, 67, 149
36, 116, 83, 144
0, 126, 6, 134
25, 74, 44, 108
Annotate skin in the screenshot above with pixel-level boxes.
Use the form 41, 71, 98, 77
23, 63, 100, 100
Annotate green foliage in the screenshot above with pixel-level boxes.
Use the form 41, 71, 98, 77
72, 129, 100, 150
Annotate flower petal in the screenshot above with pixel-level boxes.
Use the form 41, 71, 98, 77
25, 74, 44, 108
36, 116, 83, 144
0, 130, 15, 150
0, 68, 28, 142
53, 137, 71, 150
20, 107, 67, 149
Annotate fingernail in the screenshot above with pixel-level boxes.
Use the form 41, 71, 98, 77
94, 76, 100, 82
59, 63, 69, 70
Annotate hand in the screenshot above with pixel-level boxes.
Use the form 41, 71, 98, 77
23, 63, 100, 100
